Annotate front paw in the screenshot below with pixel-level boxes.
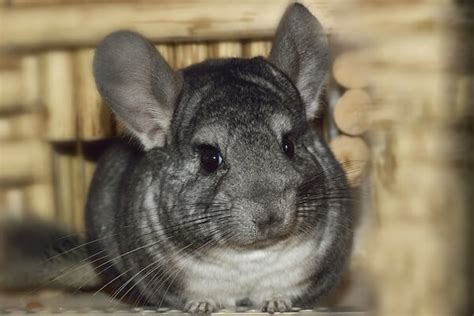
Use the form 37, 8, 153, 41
184, 299, 219, 315
261, 297, 292, 314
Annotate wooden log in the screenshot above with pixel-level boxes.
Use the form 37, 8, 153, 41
0, 140, 49, 184
242, 40, 272, 58
209, 41, 243, 58
332, 51, 371, 89
0, 69, 22, 112
0, 55, 21, 70
24, 182, 55, 222
0, 189, 25, 221
71, 144, 85, 233
0, 112, 44, 140
155, 44, 176, 69
333, 34, 445, 89
20, 55, 41, 107
336, 0, 470, 314
74, 48, 114, 140
329, 135, 369, 187
52, 148, 75, 229
334, 89, 372, 136
174, 43, 209, 69
0, 1, 332, 51
41, 51, 76, 141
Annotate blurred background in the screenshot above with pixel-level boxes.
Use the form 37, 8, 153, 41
0, 0, 472, 315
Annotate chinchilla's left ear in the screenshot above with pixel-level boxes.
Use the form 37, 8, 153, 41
268, 3, 329, 119
93, 31, 183, 150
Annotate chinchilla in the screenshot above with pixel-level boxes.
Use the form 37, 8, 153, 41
0, 3, 352, 314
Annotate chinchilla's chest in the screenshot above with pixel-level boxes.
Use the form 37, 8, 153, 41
178, 238, 318, 307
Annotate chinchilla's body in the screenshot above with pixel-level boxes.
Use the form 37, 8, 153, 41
0, 4, 352, 314
86, 4, 353, 312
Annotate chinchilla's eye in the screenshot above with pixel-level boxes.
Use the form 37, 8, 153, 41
197, 144, 224, 173
282, 134, 295, 159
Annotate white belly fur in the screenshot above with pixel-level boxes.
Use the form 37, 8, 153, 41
178, 237, 320, 308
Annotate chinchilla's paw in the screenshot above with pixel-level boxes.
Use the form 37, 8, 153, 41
184, 299, 219, 315
261, 297, 292, 314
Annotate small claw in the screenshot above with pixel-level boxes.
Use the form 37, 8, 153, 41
184, 299, 218, 316
261, 297, 292, 314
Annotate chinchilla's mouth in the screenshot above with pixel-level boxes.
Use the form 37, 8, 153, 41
243, 230, 293, 250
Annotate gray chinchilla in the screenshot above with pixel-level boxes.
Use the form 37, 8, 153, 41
86, 3, 353, 314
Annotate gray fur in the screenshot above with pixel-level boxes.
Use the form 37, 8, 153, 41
268, 3, 329, 119
86, 3, 352, 312
93, 31, 183, 149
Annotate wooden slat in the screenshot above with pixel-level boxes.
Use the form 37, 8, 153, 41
243, 40, 272, 58
0, 69, 22, 111
74, 48, 114, 140
41, 50, 77, 140
174, 43, 209, 69
0, 0, 333, 51
0, 112, 43, 140
209, 41, 243, 58
0, 140, 50, 184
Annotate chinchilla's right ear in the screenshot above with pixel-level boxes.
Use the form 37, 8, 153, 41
93, 31, 183, 150
268, 3, 329, 120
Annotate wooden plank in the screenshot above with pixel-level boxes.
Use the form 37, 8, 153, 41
0, 0, 333, 51
74, 48, 114, 140
41, 50, 77, 140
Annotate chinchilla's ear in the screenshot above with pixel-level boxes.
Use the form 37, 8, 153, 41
93, 31, 183, 149
268, 3, 329, 119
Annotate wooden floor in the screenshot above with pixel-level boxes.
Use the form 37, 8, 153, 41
0, 291, 369, 315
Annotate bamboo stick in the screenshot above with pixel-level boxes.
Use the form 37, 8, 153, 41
174, 43, 209, 69
20, 55, 41, 107
329, 135, 369, 187
209, 41, 243, 58
0, 69, 22, 111
0, 140, 49, 184
155, 44, 176, 69
71, 143, 85, 233
52, 148, 75, 229
334, 89, 372, 136
74, 48, 114, 140
0, 1, 332, 51
41, 51, 76, 141
242, 40, 272, 58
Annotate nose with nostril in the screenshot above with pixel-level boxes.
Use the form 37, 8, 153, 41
256, 213, 282, 235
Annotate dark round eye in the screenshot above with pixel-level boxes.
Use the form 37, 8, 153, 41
197, 144, 224, 174
282, 135, 295, 159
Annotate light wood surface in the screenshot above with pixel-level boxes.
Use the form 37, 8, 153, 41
209, 41, 243, 58
0, 69, 22, 111
243, 41, 272, 58
334, 89, 372, 136
0, 1, 332, 51
174, 43, 209, 69
0, 140, 50, 184
329, 135, 369, 187
74, 48, 114, 140
41, 51, 76, 140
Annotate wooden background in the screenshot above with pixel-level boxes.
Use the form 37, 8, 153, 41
0, 0, 472, 315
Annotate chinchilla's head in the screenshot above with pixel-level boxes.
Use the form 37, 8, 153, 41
93, 4, 350, 250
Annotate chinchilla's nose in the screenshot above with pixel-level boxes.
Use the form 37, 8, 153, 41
251, 191, 296, 240
255, 211, 285, 237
